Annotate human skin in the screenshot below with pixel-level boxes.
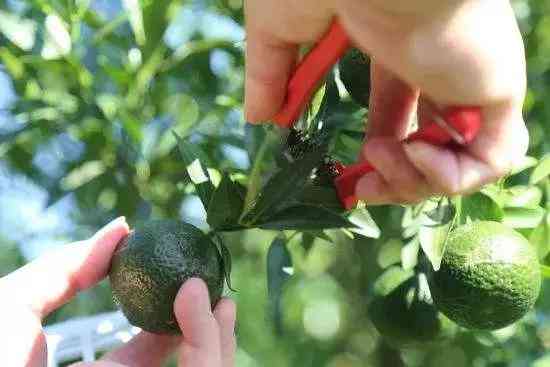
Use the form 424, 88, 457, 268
0, 217, 236, 367
244, 0, 528, 204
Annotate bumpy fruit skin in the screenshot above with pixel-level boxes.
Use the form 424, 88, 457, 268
339, 48, 371, 107
109, 220, 224, 334
429, 221, 541, 330
368, 266, 456, 348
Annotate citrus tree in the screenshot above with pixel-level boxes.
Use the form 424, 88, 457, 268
1, 1, 550, 366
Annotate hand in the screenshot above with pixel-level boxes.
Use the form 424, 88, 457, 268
244, 0, 528, 204
0, 217, 236, 367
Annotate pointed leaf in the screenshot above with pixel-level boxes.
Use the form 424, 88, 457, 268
461, 192, 503, 223
207, 174, 245, 231
241, 150, 324, 225
295, 184, 344, 212
510, 155, 538, 175
531, 155, 550, 184
502, 185, 543, 208
503, 207, 544, 229
219, 239, 234, 291
531, 214, 550, 260
258, 205, 350, 230
347, 207, 381, 238
173, 132, 214, 209
418, 217, 454, 271
301, 232, 316, 252
267, 235, 293, 334
401, 237, 420, 271
122, 0, 146, 45
425, 202, 456, 225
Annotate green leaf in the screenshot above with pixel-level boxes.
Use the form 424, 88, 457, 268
531, 214, 550, 260
418, 215, 455, 271
241, 150, 324, 225
173, 132, 214, 209
540, 265, 550, 279
258, 205, 350, 230
301, 232, 316, 252
502, 207, 544, 229
207, 174, 245, 231
347, 207, 381, 238
401, 237, 420, 271
510, 156, 538, 175
121, 0, 146, 45
266, 235, 293, 335
377, 238, 403, 269
502, 185, 543, 208
425, 201, 456, 225
0, 10, 36, 51
461, 192, 503, 223
531, 155, 550, 184
294, 184, 344, 212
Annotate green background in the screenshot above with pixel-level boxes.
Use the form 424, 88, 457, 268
1, 0, 550, 366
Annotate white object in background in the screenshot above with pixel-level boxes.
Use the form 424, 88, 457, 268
44, 311, 140, 367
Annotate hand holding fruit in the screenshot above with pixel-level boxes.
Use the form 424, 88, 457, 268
244, 0, 528, 204
0, 218, 236, 367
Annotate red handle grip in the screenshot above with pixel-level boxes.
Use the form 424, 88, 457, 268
273, 21, 351, 127
335, 107, 482, 209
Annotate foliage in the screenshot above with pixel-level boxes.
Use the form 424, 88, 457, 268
1, 0, 550, 366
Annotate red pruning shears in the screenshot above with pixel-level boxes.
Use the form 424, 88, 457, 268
272, 20, 482, 210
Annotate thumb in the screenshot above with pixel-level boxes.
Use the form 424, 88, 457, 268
174, 278, 222, 367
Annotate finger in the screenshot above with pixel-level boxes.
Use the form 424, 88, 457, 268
175, 278, 221, 367
366, 62, 419, 139
71, 362, 127, 367
355, 172, 398, 205
360, 137, 431, 203
404, 104, 528, 195
101, 332, 180, 367
0, 217, 130, 318
244, 0, 334, 123
213, 298, 237, 367
244, 28, 298, 123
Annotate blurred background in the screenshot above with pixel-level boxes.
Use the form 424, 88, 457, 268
1, 0, 550, 366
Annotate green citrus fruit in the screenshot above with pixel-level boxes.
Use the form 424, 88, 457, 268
109, 220, 224, 334
339, 48, 371, 107
429, 221, 541, 330
368, 266, 456, 347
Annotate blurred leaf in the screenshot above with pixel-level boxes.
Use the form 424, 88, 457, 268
425, 201, 455, 225
347, 207, 381, 238
401, 237, 420, 271
0, 47, 24, 78
174, 132, 214, 209
530, 154, 550, 184
122, 0, 146, 45
503, 207, 544, 229
418, 216, 455, 271
42, 14, 72, 59
266, 235, 293, 335
0, 10, 36, 50
502, 185, 543, 208
461, 192, 503, 223
241, 150, 324, 225
377, 238, 403, 269
301, 232, 316, 252
510, 155, 538, 175
531, 214, 550, 260
258, 205, 350, 230
540, 265, 550, 279
207, 174, 245, 231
